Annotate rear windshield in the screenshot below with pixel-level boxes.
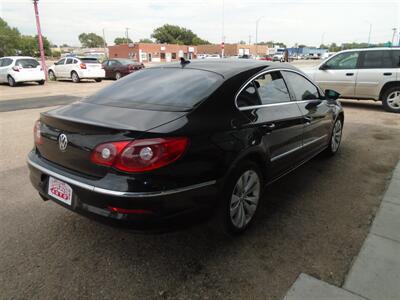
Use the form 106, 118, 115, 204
79, 58, 99, 64
117, 59, 138, 65
85, 68, 223, 111
15, 59, 39, 68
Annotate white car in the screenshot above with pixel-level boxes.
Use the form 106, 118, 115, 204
305, 48, 400, 113
48, 57, 105, 83
0, 56, 45, 87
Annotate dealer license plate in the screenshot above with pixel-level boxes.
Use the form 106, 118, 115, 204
48, 177, 72, 206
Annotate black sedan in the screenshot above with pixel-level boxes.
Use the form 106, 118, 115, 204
27, 60, 344, 234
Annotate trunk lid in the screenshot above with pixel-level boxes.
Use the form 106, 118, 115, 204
37, 102, 187, 178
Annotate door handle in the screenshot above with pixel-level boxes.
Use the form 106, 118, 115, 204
304, 116, 313, 124
261, 123, 275, 130
345, 73, 354, 76
383, 72, 392, 76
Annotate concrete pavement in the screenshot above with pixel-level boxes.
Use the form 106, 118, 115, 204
284, 161, 400, 300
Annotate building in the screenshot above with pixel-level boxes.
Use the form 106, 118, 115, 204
196, 44, 275, 57
108, 43, 197, 62
287, 47, 328, 57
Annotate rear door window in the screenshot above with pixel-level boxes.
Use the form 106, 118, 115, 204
66, 58, 74, 64
391, 50, 400, 68
359, 50, 393, 69
15, 59, 39, 68
86, 68, 224, 111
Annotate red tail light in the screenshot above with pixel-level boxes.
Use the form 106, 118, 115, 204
33, 120, 43, 145
90, 137, 189, 172
80, 63, 87, 69
108, 206, 154, 215
12, 66, 21, 72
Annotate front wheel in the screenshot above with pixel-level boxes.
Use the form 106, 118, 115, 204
37, 80, 45, 85
221, 162, 263, 234
48, 70, 56, 81
382, 86, 400, 113
71, 71, 80, 83
7, 76, 16, 87
95, 78, 102, 82
324, 118, 343, 156
115, 72, 122, 80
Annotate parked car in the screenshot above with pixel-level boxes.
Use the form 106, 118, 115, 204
305, 48, 400, 113
48, 57, 105, 83
0, 56, 45, 87
27, 60, 343, 234
258, 55, 273, 61
102, 59, 144, 80
204, 54, 221, 59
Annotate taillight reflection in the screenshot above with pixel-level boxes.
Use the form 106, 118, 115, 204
33, 120, 43, 145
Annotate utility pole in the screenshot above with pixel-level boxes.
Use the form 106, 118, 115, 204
33, 0, 47, 81
102, 28, 107, 58
367, 23, 372, 46
126, 27, 130, 44
391, 28, 397, 47
320, 32, 325, 48
221, 0, 225, 58
255, 16, 264, 58
248, 35, 252, 45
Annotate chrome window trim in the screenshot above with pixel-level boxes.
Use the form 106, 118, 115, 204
235, 68, 323, 111
270, 134, 328, 162
27, 158, 216, 198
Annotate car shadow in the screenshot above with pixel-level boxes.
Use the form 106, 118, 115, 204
340, 99, 383, 112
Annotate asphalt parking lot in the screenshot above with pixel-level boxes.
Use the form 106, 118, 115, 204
1, 74, 399, 299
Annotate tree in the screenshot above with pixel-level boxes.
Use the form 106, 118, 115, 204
0, 17, 21, 56
18, 35, 52, 57
151, 24, 210, 45
78, 32, 105, 48
114, 37, 132, 45
139, 38, 153, 43
319, 44, 329, 49
238, 40, 246, 44
329, 43, 341, 52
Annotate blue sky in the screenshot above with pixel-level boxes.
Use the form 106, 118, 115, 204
1, 0, 399, 47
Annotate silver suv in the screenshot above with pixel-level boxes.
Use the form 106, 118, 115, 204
305, 48, 400, 113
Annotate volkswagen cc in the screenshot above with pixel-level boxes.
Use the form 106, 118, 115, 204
27, 60, 344, 234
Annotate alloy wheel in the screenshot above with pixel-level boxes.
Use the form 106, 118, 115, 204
331, 120, 342, 152
71, 72, 79, 83
48, 71, 56, 81
386, 91, 400, 110
230, 170, 260, 229
115, 72, 121, 80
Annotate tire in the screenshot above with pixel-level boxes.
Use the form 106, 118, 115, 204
48, 70, 56, 81
7, 75, 16, 87
324, 117, 343, 156
37, 80, 45, 85
115, 72, 122, 80
382, 86, 400, 113
220, 161, 263, 234
71, 71, 80, 83
95, 78, 102, 82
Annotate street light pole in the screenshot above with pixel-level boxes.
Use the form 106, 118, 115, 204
367, 23, 372, 46
255, 16, 264, 58
221, 0, 225, 58
391, 28, 397, 47
126, 27, 130, 44
33, 0, 47, 81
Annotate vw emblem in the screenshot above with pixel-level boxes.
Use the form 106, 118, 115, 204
58, 134, 68, 152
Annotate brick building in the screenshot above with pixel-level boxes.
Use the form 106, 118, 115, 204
197, 44, 273, 57
108, 43, 197, 63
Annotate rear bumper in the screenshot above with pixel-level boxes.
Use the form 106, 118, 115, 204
27, 151, 218, 230
78, 69, 105, 79
12, 71, 45, 82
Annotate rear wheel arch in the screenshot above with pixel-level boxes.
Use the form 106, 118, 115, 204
379, 81, 400, 100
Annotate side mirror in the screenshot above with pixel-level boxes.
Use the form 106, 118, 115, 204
319, 64, 328, 70
325, 89, 340, 100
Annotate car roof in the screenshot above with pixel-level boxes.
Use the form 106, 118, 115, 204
339, 47, 400, 53
150, 59, 299, 79
1, 56, 37, 60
